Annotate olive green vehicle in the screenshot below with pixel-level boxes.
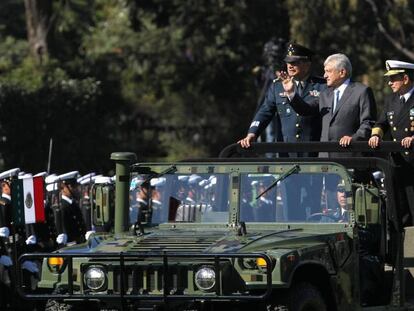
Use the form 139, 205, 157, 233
16, 142, 414, 310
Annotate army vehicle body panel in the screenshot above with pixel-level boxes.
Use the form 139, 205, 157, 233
16, 142, 414, 310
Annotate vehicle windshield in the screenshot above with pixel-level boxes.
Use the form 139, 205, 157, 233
239, 171, 350, 223
129, 173, 230, 225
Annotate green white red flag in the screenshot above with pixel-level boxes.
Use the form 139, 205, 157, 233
12, 176, 45, 225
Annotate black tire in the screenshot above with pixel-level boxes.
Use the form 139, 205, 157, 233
288, 282, 327, 311
45, 299, 74, 311
44, 287, 100, 311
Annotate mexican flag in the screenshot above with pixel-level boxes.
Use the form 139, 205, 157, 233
12, 176, 45, 225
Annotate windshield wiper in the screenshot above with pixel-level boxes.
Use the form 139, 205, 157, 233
142, 165, 177, 184
256, 164, 300, 200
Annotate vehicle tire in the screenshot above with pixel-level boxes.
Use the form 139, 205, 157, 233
288, 282, 326, 311
44, 288, 99, 311
45, 298, 74, 311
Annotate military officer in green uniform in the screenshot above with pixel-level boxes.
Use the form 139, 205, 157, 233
369, 60, 414, 226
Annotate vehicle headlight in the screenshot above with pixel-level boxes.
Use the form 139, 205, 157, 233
195, 267, 216, 291
84, 266, 106, 291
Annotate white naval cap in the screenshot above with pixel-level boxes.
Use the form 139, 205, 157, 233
18, 173, 33, 179
34, 171, 48, 178
45, 174, 58, 184
384, 60, 414, 76
94, 176, 113, 184
45, 174, 59, 192
178, 175, 189, 182
57, 171, 80, 184
78, 172, 96, 185
0, 168, 20, 182
150, 177, 166, 187
188, 174, 202, 185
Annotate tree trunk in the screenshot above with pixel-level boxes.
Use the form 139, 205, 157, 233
24, 0, 52, 64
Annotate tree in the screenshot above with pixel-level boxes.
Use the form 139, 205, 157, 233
24, 0, 52, 63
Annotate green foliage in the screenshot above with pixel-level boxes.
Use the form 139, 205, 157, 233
0, 0, 413, 173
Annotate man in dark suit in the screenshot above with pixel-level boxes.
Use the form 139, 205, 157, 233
281, 53, 376, 155
239, 42, 326, 155
280, 53, 376, 209
369, 60, 414, 226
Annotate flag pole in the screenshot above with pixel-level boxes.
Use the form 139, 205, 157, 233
47, 138, 53, 174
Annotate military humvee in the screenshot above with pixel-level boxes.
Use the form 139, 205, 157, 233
16, 142, 414, 310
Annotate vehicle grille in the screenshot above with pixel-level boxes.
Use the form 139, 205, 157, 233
112, 264, 190, 295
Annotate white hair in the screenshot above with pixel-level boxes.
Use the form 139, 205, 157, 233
324, 53, 352, 78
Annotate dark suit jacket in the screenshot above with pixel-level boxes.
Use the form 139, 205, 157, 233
289, 81, 376, 156
374, 93, 414, 165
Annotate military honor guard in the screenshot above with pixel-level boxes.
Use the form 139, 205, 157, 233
77, 172, 96, 234
55, 171, 86, 246
369, 60, 414, 226
0, 168, 19, 309
0, 168, 41, 309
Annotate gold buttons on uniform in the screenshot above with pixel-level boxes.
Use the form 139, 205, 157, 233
296, 134, 300, 138
296, 124, 299, 127
405, 152, 410, 155
405, 128, 409, 132
393, 127, 397, 131
393, 138, 397, 141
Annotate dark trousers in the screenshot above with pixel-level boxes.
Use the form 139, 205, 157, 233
392, 154, 414, 227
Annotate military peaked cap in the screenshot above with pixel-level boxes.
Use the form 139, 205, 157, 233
284, 42, 314, 63
58, 171, 80, 185
384, 60, 414, 76
0, 168, 20, 183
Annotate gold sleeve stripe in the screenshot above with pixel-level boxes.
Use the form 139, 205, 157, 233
371, 127, 384, 138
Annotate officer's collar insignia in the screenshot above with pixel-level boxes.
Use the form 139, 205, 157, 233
279, 92, 288, 98
410, 108, 414, 116
387, 111, 394, 116
309, 90, 320, 97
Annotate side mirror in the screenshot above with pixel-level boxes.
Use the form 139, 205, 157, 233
354, 185, 380, 227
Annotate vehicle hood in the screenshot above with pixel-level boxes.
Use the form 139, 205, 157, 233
74, 227, 342, 254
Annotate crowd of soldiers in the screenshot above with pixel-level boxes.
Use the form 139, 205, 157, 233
0, 169, 115, 310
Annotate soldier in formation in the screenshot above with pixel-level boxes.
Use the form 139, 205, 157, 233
54, 171, 85, 246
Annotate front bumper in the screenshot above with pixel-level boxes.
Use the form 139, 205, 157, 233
17, 252, 273, 305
